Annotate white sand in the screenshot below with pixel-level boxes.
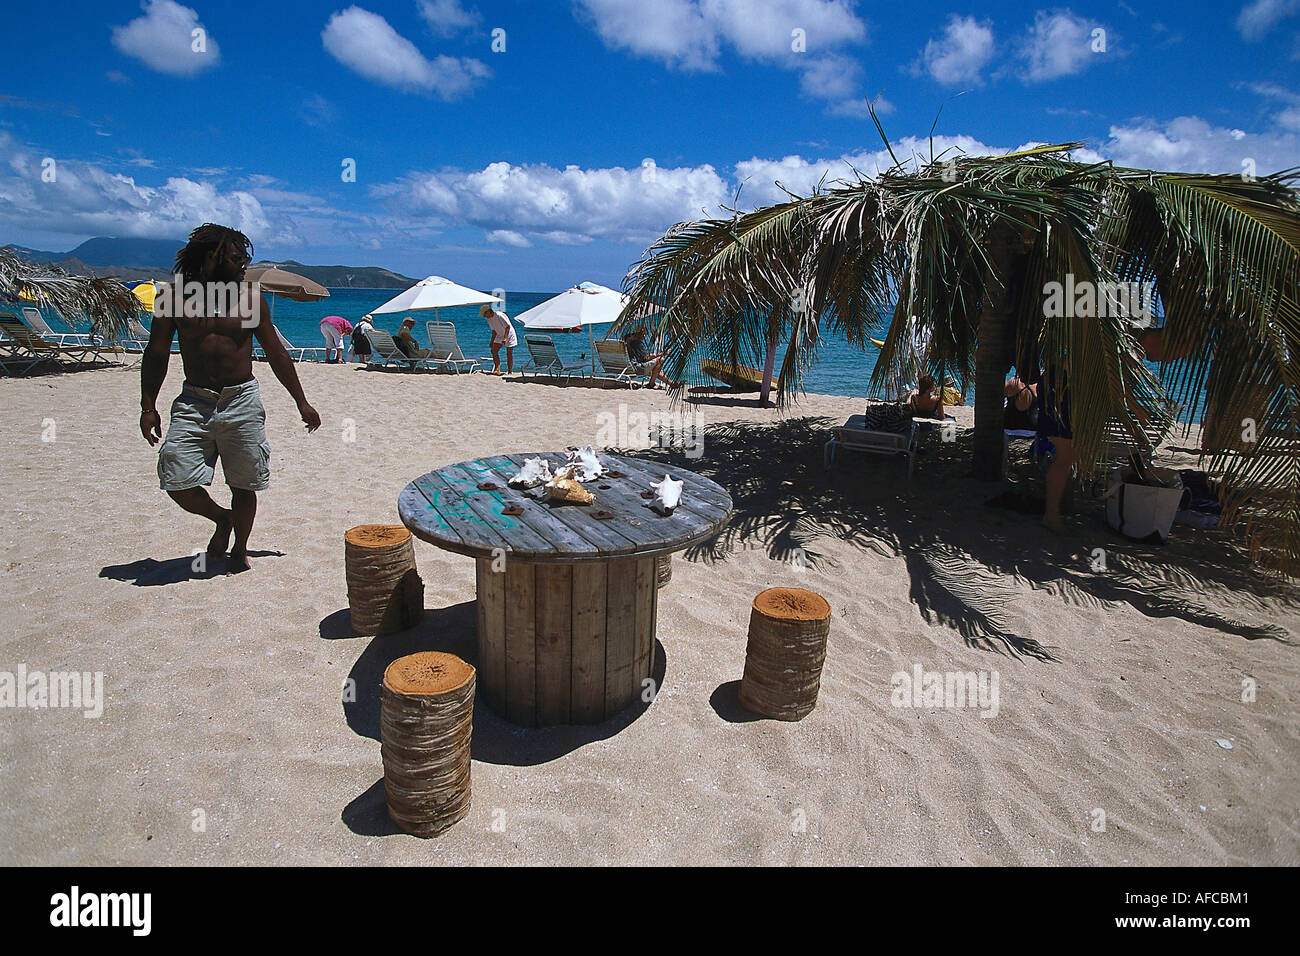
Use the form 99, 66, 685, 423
1, 356, 1296, 865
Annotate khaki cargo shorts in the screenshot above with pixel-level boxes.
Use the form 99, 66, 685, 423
157, 379, 270, 492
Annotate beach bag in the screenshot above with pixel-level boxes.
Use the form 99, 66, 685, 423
863, 402, 913, 434
1105, 467, 1184, 544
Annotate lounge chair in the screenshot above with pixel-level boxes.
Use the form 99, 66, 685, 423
0, 313, 123, 373
274, 326, 328, 362
19, 307, 125, 364
594, 339, 650, 387
365, 328, 424, 369
824, 412, 917, 478
21, 307, 93, 347
521, 333, 589, 378
424, 320, 482, 373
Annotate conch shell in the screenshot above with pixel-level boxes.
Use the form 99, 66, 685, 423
650, 474, 683, 514
508, 457, 553, 489
566, 445, 604, 481
546, 465, 595, 505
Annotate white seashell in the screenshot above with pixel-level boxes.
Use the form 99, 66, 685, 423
650, 474, 683, 514
566, 445, 604, 482
508, 457, 553, 489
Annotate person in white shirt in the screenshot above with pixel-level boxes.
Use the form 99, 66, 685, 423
480, 304, 517, 375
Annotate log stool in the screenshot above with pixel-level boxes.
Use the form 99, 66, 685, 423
381, 652, 475, 838
345, 524, 424, 636
656, 554, 672, 589
738, 588, 831, 721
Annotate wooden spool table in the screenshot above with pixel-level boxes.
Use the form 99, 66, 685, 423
398, 452, 732, 727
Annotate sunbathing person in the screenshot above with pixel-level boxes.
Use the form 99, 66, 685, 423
623, 328, 681, 388
907, 374, 945, 418
395, 318, 429, 365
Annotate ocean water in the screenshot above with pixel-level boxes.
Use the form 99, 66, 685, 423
31, 287, 1202, 419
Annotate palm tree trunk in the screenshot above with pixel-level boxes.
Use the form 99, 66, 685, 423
759, 325, 779, 406
971, 230, 1022, 481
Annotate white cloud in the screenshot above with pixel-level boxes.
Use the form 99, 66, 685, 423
574, 0, 872, 114
919, 15, 996, 86
1099, 116, 1299, 174
1019, 9, 1107, 82
321, 7, 489, 97
111, 0, 220, 77
1236, 0, 1300, 40
374, 159, 731, 245
0, 132, 282, 244
418, 0, 479, 36
486, 229, 532, 247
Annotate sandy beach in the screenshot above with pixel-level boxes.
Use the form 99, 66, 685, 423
1, 356, 1296, 866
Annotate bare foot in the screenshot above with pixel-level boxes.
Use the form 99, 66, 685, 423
207, 511, 233, 556
226, 548, 252, 573
1042, 515, 1067, 535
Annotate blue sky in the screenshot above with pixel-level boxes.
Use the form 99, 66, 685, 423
1, 0, 1297, 289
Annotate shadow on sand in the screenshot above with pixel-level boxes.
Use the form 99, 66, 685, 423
98, 550, 284, 585
606, 417, 1294, 660
330, 600, 668, 836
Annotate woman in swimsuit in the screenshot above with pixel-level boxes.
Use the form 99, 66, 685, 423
908, 374, 944, 418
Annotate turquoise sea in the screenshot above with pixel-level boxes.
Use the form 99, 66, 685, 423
32, 286, 1200, 419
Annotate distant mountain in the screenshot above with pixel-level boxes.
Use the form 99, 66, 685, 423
3, 239, 416, 289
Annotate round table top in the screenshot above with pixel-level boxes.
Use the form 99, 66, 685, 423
398, 451, 733, 563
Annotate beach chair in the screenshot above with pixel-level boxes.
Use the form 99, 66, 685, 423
365, 329, 422, 369
19, 307, 125, 364
521, 333, 589, 378
594, 340, 650, 387
21, 307, 92, 347
424, 320, 482, 373
274, 326, 328, 362
824, 413, 917, 478
0, 313, 119, 374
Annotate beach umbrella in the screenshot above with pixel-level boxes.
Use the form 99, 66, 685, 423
370, 275, 501, 320
242, 266, 329, 326
244, 266, 329, 302
515, 281, 649, 367
127, 280, 158, 312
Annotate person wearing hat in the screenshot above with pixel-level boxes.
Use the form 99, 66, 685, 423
480, 304, 517, 375
351, 314, 374, 364
395, 317, 429, 367
622, 327, 680, 389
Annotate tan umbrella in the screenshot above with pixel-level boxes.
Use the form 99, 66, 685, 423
244, 266, 329, 302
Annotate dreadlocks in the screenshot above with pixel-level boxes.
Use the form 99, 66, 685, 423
173, 223, 253, 281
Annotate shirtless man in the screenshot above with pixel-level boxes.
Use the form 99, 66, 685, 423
139, 223, 321, 572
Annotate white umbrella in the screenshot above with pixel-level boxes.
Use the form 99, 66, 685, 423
515, 281, 647, 369
370, 275, 501, 317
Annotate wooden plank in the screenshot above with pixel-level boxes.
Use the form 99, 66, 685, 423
407, 472, 512, 555
606, 454, 733, 507
475, 556, 507, 716
503, 561, 537, 726
503, 453, 644, 556
398, 481, 467, 550
569, 562, 607, 723
633, 556, 656, 696
428, 465, 556, 556
533, 564, 573, 725
604, 558, 639, 717
528, 452, 695, 554
474, 456, 606, 558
